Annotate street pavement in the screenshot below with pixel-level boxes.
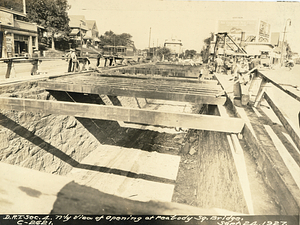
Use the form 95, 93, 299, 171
260, 64, 300, 89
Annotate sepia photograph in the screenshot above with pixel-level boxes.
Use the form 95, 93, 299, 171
0, 0, 299, 223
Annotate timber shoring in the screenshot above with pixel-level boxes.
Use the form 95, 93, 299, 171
0, 96, 244, 133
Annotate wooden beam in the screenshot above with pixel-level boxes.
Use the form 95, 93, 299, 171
41, 78, 223, 93
257, 70, 300, 103
97, 73, 219, 84
264, 125, 300, 190
39, 82, 226, 105
264, 91, 300, 153
218, 105, 254, 214
0, 97, 244, 133
47, 73, 223, 91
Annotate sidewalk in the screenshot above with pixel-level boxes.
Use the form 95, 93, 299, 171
0, 58, 99, 86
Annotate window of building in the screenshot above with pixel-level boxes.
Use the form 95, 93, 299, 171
14, 34, 29, 56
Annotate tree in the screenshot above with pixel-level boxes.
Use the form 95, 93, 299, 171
200, 32, 214, 63
26, 0, 70, 49
156, 47, 172, 61
99, 30, 135, 50
185, 49, 197, 59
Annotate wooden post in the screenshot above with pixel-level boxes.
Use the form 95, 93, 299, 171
5, 59, 13, 79
253, 78, 268, 108
104, 58, 108, 67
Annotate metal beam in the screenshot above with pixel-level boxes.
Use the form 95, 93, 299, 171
39, 82, 226, 105
0, 97, 244, 133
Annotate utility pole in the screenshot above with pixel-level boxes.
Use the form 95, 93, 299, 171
80, 20, 84, 57
148, 27, 151, 56
280, 19, 291, 67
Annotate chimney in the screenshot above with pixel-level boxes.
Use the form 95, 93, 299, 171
23, 0, 26, 14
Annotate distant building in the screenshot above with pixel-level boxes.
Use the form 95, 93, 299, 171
69, 15, 89, 48
0, 6, 38, 58
85, 20, 100, 48
69, 15, 100, 50
164, 39, 183, 56
211, 19, 283, 65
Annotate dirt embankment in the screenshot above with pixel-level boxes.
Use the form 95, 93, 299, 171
0, 82, 100, 175
0, 82, 188, 175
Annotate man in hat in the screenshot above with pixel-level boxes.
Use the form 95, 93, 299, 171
96, 52, 102, 67
65, 49, 73, 72
214, 56, 223, 73
66, 48, 78, 72
31, 48, 39, 75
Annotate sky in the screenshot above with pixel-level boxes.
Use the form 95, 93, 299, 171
67, 0, 300, 53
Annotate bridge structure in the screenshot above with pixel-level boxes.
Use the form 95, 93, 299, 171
0, 61, 300, 216
0, 71, 244, 134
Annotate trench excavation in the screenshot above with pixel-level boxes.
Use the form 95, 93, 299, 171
0, 64, 297, 215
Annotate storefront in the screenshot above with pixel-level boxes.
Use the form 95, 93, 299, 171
0, 7, 38, 58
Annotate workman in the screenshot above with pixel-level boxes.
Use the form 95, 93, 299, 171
214, 56, 223, 73
198, 68, 203, 82
65, 49, 72, 72
70, 49, 78, 72
96, 53, 102, 67
31, 49, 39, 75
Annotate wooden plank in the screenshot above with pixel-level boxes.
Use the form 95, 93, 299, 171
222, 88, 300, 214
218, 105, 254, 214
67, 145, 181, 202
0, 162, 72, 214
42, 77, 220, 93
264, 125, 300, 189
253, 78, 268, 108
39, 82, 226, 105
214, 73, 235, 97
257, 70, 300, 103
0, 162, 240, 214
0, 97, 244, 133
264, 91, 300, 154
49, 75, 223, 91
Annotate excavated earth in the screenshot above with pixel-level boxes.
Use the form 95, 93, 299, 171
0, 66, 282, 214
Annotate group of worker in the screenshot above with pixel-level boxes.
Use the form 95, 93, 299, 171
212, 55, 261, 76
207, 55, 263, 105
65, 49, 92, 72
31, 48, 92, 76
65, 49, 123, 72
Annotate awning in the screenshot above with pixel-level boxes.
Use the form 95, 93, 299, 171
83, 30, 93, 39
83, 35, 93, 39
69, 29, 79, 36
